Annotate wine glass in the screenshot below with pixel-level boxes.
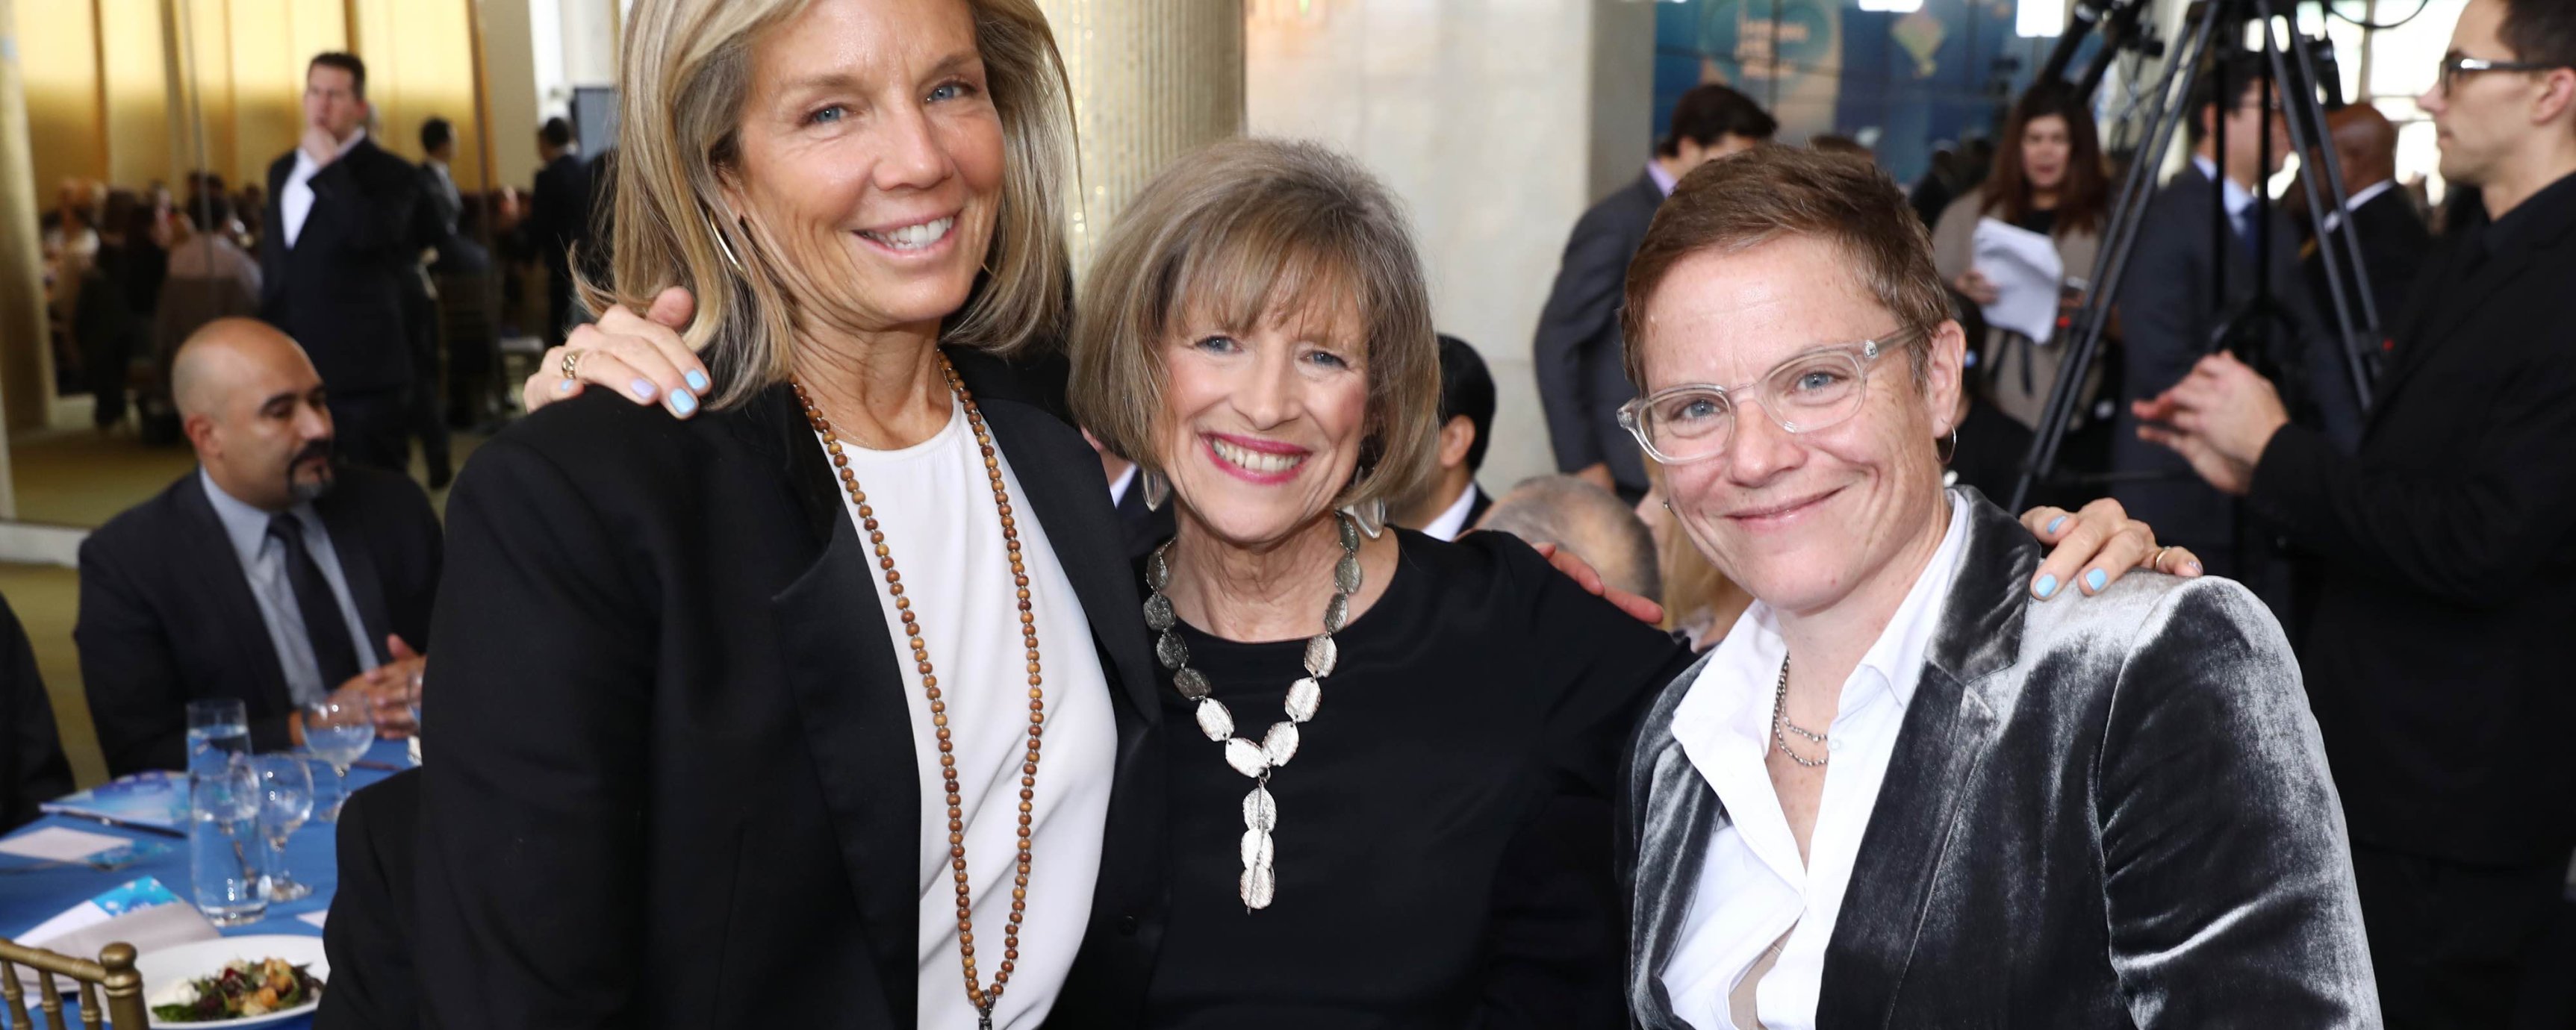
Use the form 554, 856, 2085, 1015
252, 755, 315, 901
302, 697, 374, 823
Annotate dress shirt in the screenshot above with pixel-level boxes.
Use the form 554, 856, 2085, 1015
1418, 482, 1482, 542
282, 128, 368, 248
2321, 178, 2398, 234
1649, 160, 1680, 199
1658, 490, 1973, 1030
2191, 155, 2259, 242
199, 469, 382, 705
1107, 461, 1136, 508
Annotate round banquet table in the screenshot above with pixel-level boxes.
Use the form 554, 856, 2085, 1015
0, 738, 411, 1029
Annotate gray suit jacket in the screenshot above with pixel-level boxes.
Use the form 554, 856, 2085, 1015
1621, 493, 2378, 1029
1534, 173, 1664, 497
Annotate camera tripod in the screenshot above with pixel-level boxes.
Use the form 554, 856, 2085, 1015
2007, 0, 2384, 511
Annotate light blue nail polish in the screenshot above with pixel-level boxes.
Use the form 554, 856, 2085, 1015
555, 378, 575, 394
2035, 574, 2059, 599
2045, 515, 2067, 534
685, 369, 711, 393
2085, 568, 2109, 593
631, 378, 657, 401
671, 389, 698, 416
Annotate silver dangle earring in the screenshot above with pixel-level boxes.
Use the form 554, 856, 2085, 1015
1141, 469, 1172, 512
1338, 499, 1387, 539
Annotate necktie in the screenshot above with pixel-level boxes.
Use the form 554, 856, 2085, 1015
267, 514, 361, 690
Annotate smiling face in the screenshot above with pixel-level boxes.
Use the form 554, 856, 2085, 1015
724, 0, 1005, 339
2020, 113, 2071, 193
1155, 300, 1374, 551
1634, 236, 1964, 617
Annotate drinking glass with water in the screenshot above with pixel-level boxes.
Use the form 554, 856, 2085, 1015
303, 697, 374, 823
185, 698, 249, 780
188, 754, 266, 926
253, 755, 316, 901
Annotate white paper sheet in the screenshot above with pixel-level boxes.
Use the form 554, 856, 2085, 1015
1970, 217, 2068, 346
0, 826, 129, 863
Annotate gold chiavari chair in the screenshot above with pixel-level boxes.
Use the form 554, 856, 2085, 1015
0, 939, 148, 1030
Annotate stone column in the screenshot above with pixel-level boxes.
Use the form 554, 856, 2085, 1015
0, 0, 46, 466
1038, 0, 1245, 273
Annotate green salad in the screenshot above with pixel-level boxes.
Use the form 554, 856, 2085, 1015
148, 957, 325, 1022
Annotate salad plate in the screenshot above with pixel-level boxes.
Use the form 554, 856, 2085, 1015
133, 935, 329, 1029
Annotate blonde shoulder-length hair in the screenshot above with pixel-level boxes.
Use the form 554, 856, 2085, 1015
1068, 138, 1441, 512
583, 0, 1075, 410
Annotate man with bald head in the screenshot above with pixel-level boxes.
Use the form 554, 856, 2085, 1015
78, 319, 440, 775
2312, 104, 2432, 335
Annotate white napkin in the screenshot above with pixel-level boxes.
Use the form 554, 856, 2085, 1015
0, 827, 128, 863
15, 901, 220, 994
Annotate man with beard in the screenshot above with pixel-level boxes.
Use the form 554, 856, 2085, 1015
78, 319, 441, 776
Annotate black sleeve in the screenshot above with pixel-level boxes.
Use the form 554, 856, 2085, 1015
74, 534, 197, 776
414, 435, 655, 1029
316, 770, 420, 1030
1532, 207, 1634, 475
1, 592, 72, 829
1470, 535, 1696, 1029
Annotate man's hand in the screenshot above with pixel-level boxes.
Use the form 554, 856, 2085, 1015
359, 635, 426, 738
2132, 352, 2288, 497
300, 125, 343, 167
1572, 464, 1618, 493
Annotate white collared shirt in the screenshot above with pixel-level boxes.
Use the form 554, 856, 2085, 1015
1419, 482, 1482, 542
2191, 155, 2258, 237
2322, 178, 2398, 234
1106, 462, 1137, 508
1658, 490, 1973, 1030
282, 128, 367, 248
1648, 160, 1680, 198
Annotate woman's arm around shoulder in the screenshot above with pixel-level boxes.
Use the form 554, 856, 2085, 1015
2093, 576, 2381, 1028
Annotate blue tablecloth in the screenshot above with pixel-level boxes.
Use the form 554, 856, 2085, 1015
0, 739, 411, 1029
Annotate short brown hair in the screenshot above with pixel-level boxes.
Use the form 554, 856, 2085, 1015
308, 52, 366, 100
1069, 138, 1440, 510
585, 0, 1074, 410
1620, 146, 1950, 390
2501, 0, 2576, 79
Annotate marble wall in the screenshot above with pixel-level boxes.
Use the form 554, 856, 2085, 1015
1247, 0, 1656, 495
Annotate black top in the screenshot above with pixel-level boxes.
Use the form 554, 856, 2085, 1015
2015, 207, 2059, 238
1138, 529, 1692, 1029
2250, 167, 2576, 864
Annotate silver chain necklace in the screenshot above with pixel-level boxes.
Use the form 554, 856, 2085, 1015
1771, 655, 1831, 767
1143, 514, 1360, 911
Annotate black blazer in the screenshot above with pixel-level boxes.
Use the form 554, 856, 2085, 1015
1623, 493, 2380, 1028
2249, 170, 2576, 865
1110, 472, 1177, 561
414, 352, 1164, 1029
529, 154, 590, 270
2113, 165, 2365, 566
2307, 184, 2430, 346
1534, 172, 1662, 498
75, 466, 441, 776
317, 769, 419, 1030
260, 137, 427, 395
1, 590, 73, 830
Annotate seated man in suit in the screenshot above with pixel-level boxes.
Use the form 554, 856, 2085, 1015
1472, 475, 1660, 600
2309, 104, 2430, 337
1392, 334, 1499, 540
78, 318, 440, 776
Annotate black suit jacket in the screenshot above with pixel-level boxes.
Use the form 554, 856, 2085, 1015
317, 769, 419, 1030
2114, 166, 2364, 572
530, 154, 589, 271
1534, 173, 1662, 497
1, 590, 73, 830
414, 352, 1165, 1029
75, 466, 441, 776
261, 137, 427, 395
2306, 184, 2430, 349
2248, 170, 2576, 865
1624, 493, 2380, 1027
1110, 472, 1177, 561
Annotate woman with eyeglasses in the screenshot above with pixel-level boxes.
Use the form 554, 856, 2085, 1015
1620, 146, 2380, 1029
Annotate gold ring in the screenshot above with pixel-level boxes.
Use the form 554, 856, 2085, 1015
2149, 546, 2174, 572
559, 349, 584, 382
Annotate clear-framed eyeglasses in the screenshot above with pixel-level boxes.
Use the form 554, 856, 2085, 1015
1617, 328, 1914, 466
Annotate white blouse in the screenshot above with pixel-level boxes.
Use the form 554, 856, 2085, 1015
819, 396, 1116, 1030
1658, 490, 1972, 1029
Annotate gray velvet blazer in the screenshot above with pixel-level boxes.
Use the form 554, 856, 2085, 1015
1620, 493, 2381, 1029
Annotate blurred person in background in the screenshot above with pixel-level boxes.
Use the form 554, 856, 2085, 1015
1391, 333, 1497, 540
1931, 83, 2114, 503
76, 190, 148, 432
261, 52, 428, 474
1476, 474, 1662, 600
145, 192, 265, 443
78, 319, 434, 777
2309, 104, 2430, 337
1537, 84, 1776, 505
2136, 0, 2576, 1021
1637, 458, 1752, 652
531, 115, 588, 344
1, 591, 74, 831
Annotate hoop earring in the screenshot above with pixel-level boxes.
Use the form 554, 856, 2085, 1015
1936, 427, 1959, 465
1140, 469, 1171, 512
703, 209, 747, 276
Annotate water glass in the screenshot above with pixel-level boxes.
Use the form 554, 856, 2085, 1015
187, 755, 266, 926
303, 697, 374, 823
186, 698, 250, 780
252, 755, 316, 902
